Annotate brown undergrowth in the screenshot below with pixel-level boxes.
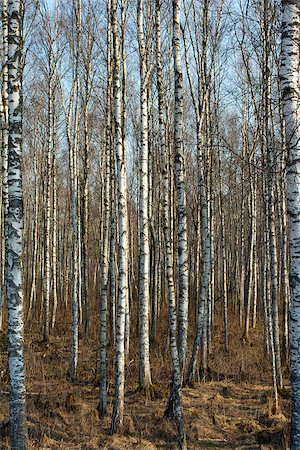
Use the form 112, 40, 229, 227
0, 310, 290, 449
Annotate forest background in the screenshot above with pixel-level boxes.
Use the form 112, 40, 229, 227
0, 0, 298, 449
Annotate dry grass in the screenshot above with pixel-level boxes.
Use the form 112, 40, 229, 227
0, 309, 291, 449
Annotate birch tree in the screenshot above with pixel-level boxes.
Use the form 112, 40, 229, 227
155, 1, 186, 447
41, 5, 55, 341
110, 0, 129, 433
7, 0, 28, 447
0, 0, 9, 331
137, 0, 152, 394
67, 0, 82, 380
280, 0, 300, 447
81, 0, 93, 335
99, 0, 111, 416
173, 0, 189, 375
263, 0, 283, 390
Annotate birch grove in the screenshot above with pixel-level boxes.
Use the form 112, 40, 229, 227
0, 0, 300, 449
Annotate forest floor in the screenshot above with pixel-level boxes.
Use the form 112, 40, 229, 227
0, 317, 290, 449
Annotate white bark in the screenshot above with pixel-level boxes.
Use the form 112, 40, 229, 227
263, 0, 283, 389
219, 165, 228, 351
156, 2, 186, 447
265, 228, 279, 413
51, 108, 58, 329
82, 54, 91, 334
7, 0, 28, 447
269, 185, 283, 388
121, 1, 130, 358
173, 0, 189, 374
99, 142, 110, 414
244, 156, 256, 338
0, 0, 9, 330
99, 0, 111, 416
109, 149, 117, 347
137, 0, 151, 392
44, 45, 53, 342
182, 5, 211, 381
69, 0, 82, 381
110, 0, 129, 433
280, 148, 290, 361
280, 1, 300, 447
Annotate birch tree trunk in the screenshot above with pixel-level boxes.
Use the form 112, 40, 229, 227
106, 0, 116, 348
110, 0, 129, 433
28, 127, 39, 318
244, 153, 255, 339
121, 0, 130, 358
99, 141, 110, 414
99, 0, 111, 415
219, 159, 228, 352
44, 45, 53, 342
182, 0, 211, 382
280, 147, 290, 362
81, 29, 92, 335
172, 0, 189, 375
109, 149, 117, 348
0, 0, 9, 330
51, 107, 58, 329
69, 0, 82, 381
137, 0, 151, 393
280, 1, 300, 447
263, 0, 282, 389
7, 0, 28, 447
156, 2, 186, 447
